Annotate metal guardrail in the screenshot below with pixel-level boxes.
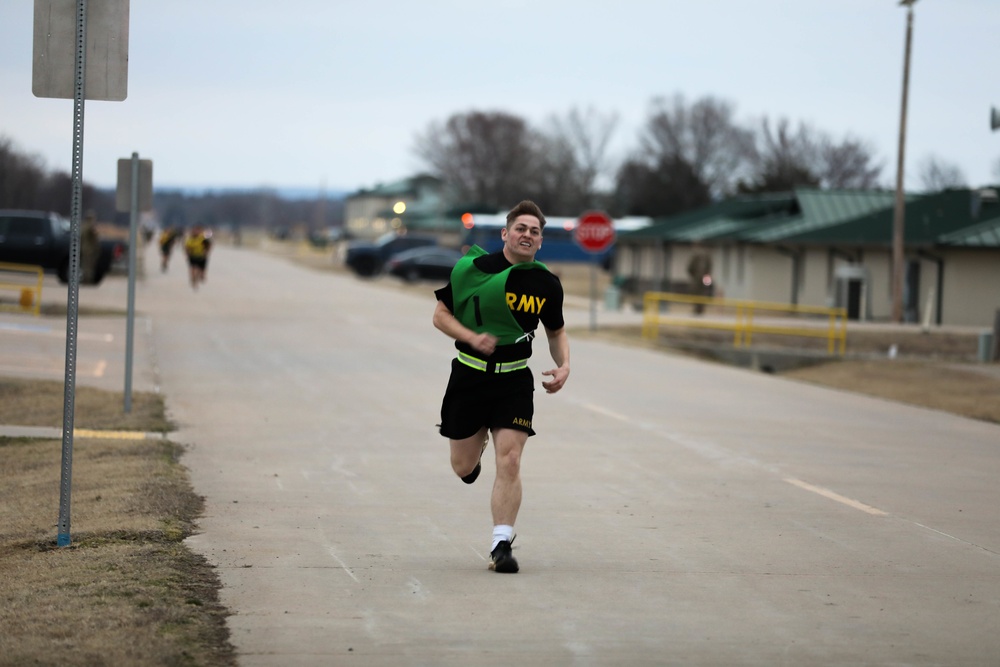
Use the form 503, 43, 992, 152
642, 292, 848, 355
0, 262, 44, 316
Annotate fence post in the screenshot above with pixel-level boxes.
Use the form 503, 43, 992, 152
992, 309, 1000, 362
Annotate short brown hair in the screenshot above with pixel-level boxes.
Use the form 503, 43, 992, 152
505, 200, 546, 230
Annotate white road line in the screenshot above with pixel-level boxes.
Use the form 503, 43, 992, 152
582, 402, 630, 422
784, 477, 888, 516
579, 397, 890, 519
326, 547, 359, 582
0, 323, 113, 343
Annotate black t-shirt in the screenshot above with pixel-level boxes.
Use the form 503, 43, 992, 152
435, 251, 565, 362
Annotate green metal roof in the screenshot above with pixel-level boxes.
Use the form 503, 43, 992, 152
619, 193, 795, 242
617, 187, 1000, 248
937, 215, 1000, 247
742, 189, 900, 242
780, 189, 998, 246
347, 174, 442, 200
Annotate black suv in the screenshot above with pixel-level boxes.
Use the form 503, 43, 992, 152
343, 232, 437, 277
0, 210, 124, 284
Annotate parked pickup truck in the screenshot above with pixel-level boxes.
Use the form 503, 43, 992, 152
0, 210, 126, 285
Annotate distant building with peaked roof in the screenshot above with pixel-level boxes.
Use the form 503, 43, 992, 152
344, 174, 451, 240
613, 188, 1000, 327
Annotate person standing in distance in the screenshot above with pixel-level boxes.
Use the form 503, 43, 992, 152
184, 225, 212, 290
432, 200, 570, 573
159, 226, 180, 273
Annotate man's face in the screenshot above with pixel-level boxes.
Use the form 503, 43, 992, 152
502, 214, 543, 263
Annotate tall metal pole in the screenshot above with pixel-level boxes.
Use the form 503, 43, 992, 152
57, 0, 88, 548
124, 152, 139, 413
892, 1, 916, 323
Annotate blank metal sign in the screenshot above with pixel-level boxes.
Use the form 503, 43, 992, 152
32, 0, 130, 101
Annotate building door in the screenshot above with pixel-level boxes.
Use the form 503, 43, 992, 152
846, 279, 862, 320
904, 260, 921, 323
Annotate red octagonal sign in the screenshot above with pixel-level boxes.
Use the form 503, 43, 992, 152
574, 210, 616, 253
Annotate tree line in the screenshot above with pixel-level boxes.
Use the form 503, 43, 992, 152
0, 135, 343, 234
0, 135, 116, 219
3, 91, 977, 230
413, 93, 972, 217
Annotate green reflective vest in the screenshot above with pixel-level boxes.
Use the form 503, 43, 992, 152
451, 245, 549, 346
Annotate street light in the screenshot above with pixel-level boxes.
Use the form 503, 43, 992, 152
892, 0, 918, 323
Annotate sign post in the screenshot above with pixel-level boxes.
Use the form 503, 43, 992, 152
116, 154, 152, 413
573, 211, 616, 332
33, 0, 130, 548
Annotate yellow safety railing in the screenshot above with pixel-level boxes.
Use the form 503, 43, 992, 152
0, 262, 44, 316
642, 292, 848, 355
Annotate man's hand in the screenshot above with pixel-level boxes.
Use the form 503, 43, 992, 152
434, 301, 497, 355
541, 366, 569, 394
468, 332, 498, 356
542, 326, 570, 394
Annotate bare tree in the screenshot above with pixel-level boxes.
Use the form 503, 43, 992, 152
637, 94, 755, 199
743, 117, 883, 192
528, 131, 583, 215
0, 136, 47, 209
413, 111, 541, 210
819, 136, 882, 189
543, 106, 619, 209
613, 156, 711, 217
743, 117, 821, 192
916, 154, 967, 191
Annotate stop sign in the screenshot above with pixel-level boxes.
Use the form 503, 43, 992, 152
574, 210, 616, 253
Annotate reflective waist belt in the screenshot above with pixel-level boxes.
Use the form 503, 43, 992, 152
457, 352, 529, 374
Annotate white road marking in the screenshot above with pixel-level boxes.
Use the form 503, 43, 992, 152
577, 397, 890, 518
582, 402, 630, 422
0, 322, 114, 342
326, 547, 359, 582
784, 477, 888, 516
73, 429, 153, 440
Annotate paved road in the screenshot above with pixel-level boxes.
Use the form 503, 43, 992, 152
5, 244, 1000, 666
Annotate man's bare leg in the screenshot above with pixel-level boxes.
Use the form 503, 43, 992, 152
450, 427, 489, 482
488, 428, 526, 572
491, 428, 526, 526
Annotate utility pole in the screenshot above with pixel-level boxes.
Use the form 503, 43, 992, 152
892, 0, 917, 323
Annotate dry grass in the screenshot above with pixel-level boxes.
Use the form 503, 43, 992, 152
571, 323, 1000, 424
783, 360, 1000, 423
0, 384, 234, 666
0, 376, 174, 432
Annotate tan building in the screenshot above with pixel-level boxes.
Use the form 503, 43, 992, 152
614, 188, 1000, 328
343, 174, 446, 240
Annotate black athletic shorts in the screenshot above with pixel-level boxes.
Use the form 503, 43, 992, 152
187, 257, 207, 269
439, 358, 536, 439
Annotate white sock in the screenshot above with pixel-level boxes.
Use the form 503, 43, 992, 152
492, 524, 514, 551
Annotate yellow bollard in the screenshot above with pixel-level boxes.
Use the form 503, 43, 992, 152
19, 288, 34, 309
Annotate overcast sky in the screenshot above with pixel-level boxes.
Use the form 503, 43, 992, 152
1, 1, 998, 195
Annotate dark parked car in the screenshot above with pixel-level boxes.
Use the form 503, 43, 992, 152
385, 246, 464, 282
0, 210, 125, 284
343, 232, 437, 277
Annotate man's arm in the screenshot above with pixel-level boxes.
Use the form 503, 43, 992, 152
433, 300, 497, 356
540, 326, 570, 394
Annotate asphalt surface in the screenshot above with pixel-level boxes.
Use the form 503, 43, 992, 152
3, 243, 999, 666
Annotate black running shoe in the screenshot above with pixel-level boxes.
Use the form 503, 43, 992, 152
461, 432, 489, 485
461, 463, 481, 484
489, 539, 519, 573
